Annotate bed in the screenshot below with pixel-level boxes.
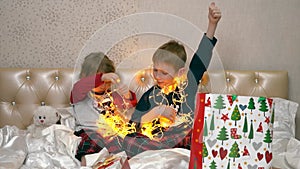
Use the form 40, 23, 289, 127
0, 68, 299, 169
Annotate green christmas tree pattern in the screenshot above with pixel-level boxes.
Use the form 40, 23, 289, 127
248, 120, 254, 143
247, 97, 255, 113
259, 97, 269, 116
204, 117, 208, 138
263, 129, 272, 148
217, 126, 229, 145
227, 159, 231, 169
202, 142, 208, 163
242, 113, 248, 137
210, 112, 215, 134
214, 95, 226, 114
198, 94, 275, 168
271, 107, 275, 124
209, 160, 217, 169
229, 141, 240, 162
231, 105, 241, 126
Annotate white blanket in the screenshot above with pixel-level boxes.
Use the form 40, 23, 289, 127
0, 126, 27, 169
0, 125, 82, 169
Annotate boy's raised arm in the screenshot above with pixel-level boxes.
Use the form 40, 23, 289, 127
206, 2, 222, 40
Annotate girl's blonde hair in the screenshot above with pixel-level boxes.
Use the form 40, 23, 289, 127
79, 52, 115, 78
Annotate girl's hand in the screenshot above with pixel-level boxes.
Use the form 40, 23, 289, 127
101, 73, 120, 84
117, 83, 132, 99
101, 73, 132, 98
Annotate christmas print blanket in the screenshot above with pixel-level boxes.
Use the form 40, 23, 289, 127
190, 93, 274, 169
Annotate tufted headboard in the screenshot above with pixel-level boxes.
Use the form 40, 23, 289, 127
0, 68, 73, 129
199, 70, 288, 99
0, 68, 288, 130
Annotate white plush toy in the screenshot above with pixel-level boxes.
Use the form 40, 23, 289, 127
27, 106, 60, 138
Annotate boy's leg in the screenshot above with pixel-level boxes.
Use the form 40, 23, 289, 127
123, 124, 191, 157
75, 129, 123, 162
75, 129, 103, 161
81, 156, 87, 166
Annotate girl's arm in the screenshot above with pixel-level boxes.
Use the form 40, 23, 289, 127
70, 73, 104, 104
112, 91, 137, 110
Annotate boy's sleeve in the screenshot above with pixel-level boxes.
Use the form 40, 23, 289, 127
129, 89, 152, 130
70, 73, 104, 104
189, 34, 217, 84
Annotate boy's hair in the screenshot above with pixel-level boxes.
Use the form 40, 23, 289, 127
79, 52, 115, 78
152, 40, 187, 71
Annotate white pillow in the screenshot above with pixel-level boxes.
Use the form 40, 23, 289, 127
272, 98, 298, 138
271, 97, 299, 153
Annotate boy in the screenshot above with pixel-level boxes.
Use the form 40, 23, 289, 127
123, 2, 221, 157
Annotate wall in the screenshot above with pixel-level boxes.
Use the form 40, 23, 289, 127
0, 0, 137, 68
0, 0, 299, 138
136, 0, 300, 139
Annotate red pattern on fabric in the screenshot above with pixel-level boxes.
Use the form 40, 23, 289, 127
123, 124, 192, 158
74, 129, 123, 161
189, 93, 205, 169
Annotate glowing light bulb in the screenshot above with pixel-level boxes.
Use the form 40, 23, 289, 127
159, 117, 173, 128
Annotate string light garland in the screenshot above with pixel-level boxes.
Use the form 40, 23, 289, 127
141, 75, 193, 139
90, 75, 193, 140
90, 91, 136, 139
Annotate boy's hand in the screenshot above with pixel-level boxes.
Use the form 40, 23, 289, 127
208, 2, 221, 25
157, 105, 177, 123
141, 105, 177, 124
206, 2, 221, 39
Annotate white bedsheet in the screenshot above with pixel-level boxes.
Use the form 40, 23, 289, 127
128, 148, 190, 169
1, 125, 300, 169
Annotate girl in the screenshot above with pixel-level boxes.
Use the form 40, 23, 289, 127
71, 52, 137, 166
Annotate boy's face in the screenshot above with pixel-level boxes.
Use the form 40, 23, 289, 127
152, 62, 178, 88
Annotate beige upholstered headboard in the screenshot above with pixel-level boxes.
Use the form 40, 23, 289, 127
0, 68, 73, 129
199, 70, 288, 99
0, 68, 288, 130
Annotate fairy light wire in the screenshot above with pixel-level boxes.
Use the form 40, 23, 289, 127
91, 75, 193, 141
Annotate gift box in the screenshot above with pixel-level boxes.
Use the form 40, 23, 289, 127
85, 148, 130, 169
93, 154, 130, 169
189, 93, 274, 169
